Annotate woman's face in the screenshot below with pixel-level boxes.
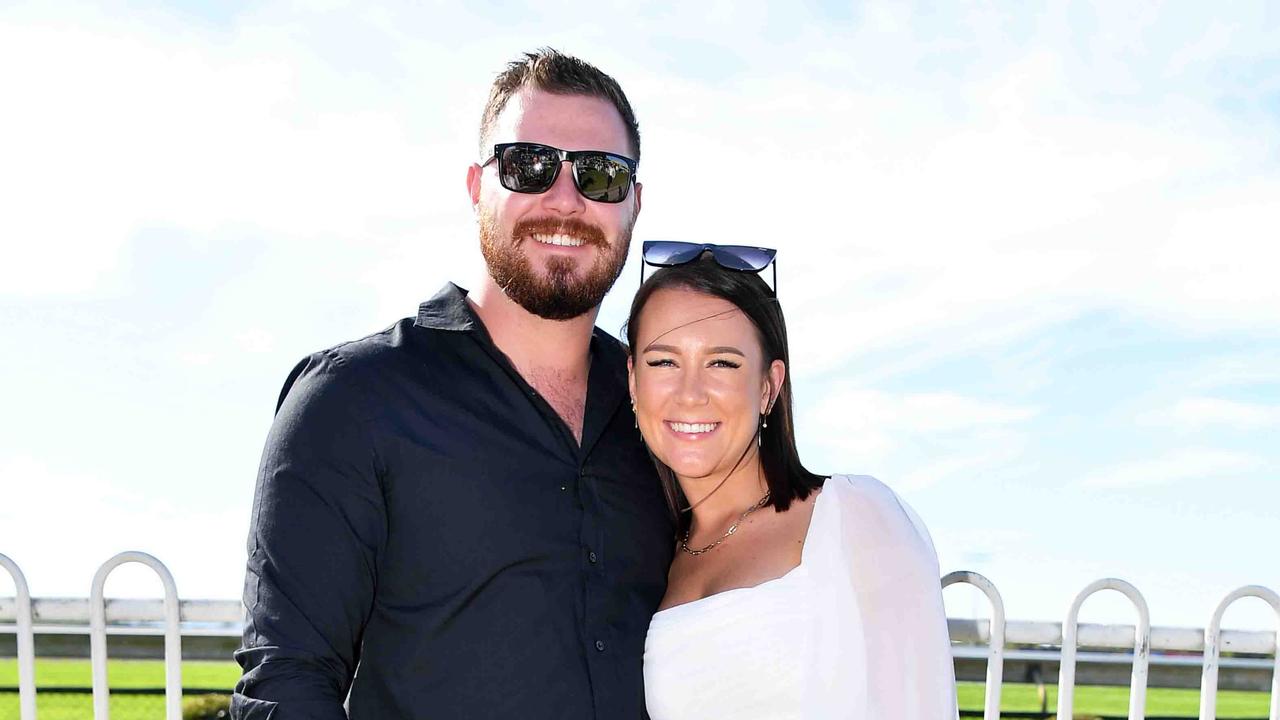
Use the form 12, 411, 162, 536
628, 287, 785, 485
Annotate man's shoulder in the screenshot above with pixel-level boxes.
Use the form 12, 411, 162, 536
312, 317, 418, 372
275, 318, 421, 407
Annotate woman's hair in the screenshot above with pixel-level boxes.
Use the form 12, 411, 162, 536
625, 253, 825, 530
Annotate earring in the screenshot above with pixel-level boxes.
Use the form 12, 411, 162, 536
631, 400, 638, 429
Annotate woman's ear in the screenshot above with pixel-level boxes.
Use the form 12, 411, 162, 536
762, 359, 786, 414
627, 355, 636, 404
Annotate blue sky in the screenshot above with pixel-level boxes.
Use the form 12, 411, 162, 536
1, 1, 1277, 632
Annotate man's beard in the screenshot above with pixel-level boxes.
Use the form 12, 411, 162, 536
478, 209, 633, 321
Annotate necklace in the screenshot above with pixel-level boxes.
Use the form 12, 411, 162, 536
680, 491, 772, 556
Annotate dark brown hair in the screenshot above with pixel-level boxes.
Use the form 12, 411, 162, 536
625, 254, 825, 530
479, 48, 641, 162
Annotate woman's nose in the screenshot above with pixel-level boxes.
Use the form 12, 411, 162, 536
675, 367, 709, 406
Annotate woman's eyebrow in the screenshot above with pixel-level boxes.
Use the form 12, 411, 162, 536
642, 343, 745, 357
643, 343, 680, 354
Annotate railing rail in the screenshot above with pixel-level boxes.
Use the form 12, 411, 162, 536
944, 570, 1006, 720
1199, 585, 1280, 720
0, 553, 35, 720
3, 553, 1279, 720
1057, 578, 1152, 719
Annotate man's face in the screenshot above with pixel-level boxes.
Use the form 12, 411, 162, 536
469, 88, 642, 320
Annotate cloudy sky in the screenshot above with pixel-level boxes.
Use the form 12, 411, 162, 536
1, 1, 1277, 632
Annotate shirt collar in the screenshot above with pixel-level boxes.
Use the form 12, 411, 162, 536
413, 280, 629, 386
414, 282, 478, 332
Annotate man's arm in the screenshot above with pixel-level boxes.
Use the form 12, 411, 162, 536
232, 350, 387, 720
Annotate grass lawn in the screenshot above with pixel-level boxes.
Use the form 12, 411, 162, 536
956, 680, 1272, 717
0, 659, 239, 720
1, 659, 1274, 718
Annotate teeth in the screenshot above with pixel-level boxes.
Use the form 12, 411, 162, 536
531, 233, 585, 247
669, 422, 717, 434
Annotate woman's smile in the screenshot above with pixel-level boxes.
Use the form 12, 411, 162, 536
665, 420, 722, 438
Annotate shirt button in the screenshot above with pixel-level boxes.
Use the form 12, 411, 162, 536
588, 551, 598, 564
595, 640, 606, 652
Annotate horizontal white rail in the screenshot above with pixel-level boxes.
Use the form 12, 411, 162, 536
8, 602, 1275, 654
0, 597, 243, 625
946, 618, 1277, 655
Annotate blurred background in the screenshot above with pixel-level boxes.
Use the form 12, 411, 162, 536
1, 0, 1277, 632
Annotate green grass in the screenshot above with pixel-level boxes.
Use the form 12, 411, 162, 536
0, 658, 240, 690
956, 680, 1271, 717
0, 660, 1273, 718
0, 659, 238, 720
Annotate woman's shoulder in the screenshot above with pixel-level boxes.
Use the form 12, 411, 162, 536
822, 473, 903, 510
821, 474, 938, 556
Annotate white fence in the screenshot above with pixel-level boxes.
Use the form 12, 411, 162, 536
2, 552, 1279, 720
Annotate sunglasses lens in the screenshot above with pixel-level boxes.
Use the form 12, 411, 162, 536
713, 246, 776, 271
499, 144, 558, 193
574, 153, 633, 203
643, 241, 704, 266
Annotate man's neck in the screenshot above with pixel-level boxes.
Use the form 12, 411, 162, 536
467, 277, 597, 380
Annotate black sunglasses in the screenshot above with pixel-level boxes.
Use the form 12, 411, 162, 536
641, 241, 778, 293
482, 142, 637, 203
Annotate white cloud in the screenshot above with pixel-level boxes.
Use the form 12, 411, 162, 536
0, 454, 249, 598
1078, 447, 1264, 489
799, 385, 1037, 488
1143, 397, 1280, 431
0, 7, 475, 299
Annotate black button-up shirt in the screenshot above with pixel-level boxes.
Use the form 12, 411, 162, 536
232, 283, 674, 720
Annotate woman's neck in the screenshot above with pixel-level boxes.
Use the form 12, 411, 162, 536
679, 454, 770, 535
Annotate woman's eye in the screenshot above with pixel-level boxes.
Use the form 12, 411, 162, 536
710, 358, 741, 369
646, 358, 676, 367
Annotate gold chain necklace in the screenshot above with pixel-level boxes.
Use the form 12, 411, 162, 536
680, 491, 772, 556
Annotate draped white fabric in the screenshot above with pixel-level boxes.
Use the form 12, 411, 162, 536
644, 474, 957, 719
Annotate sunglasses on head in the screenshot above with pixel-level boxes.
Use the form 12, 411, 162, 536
482, 142, 638, 203
641, 241, 778, 293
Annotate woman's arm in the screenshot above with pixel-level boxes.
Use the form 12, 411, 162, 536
839, 475, 959, 719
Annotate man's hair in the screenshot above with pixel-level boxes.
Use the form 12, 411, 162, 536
479, 48, 641, 163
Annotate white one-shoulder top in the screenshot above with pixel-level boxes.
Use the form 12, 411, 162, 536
643, 474, 957, 720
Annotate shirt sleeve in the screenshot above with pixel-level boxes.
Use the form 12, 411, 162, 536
232, 350, 387, 720
839, 475, 958, 719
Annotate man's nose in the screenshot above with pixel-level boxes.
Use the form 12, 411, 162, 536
540, 160, 587, 214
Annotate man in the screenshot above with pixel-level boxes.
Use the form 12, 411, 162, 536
232, 49, 673, 720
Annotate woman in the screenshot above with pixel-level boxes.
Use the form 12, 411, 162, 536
627, 243, 957, 719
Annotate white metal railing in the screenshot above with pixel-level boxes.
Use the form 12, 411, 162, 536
943, 570, 1005, 720
0, 553, 35, 720
1199, 585, 1280, 720
88, 552, 183, 720
2, 553, 1278, 720
1057, 578, 1151, 720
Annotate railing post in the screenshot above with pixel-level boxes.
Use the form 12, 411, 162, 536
0, 553, 37, 720
942, 571, 1006, 720
1198, 585, 1280, 720
89, 552, 183, 720
1057, 578, 1151, 720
